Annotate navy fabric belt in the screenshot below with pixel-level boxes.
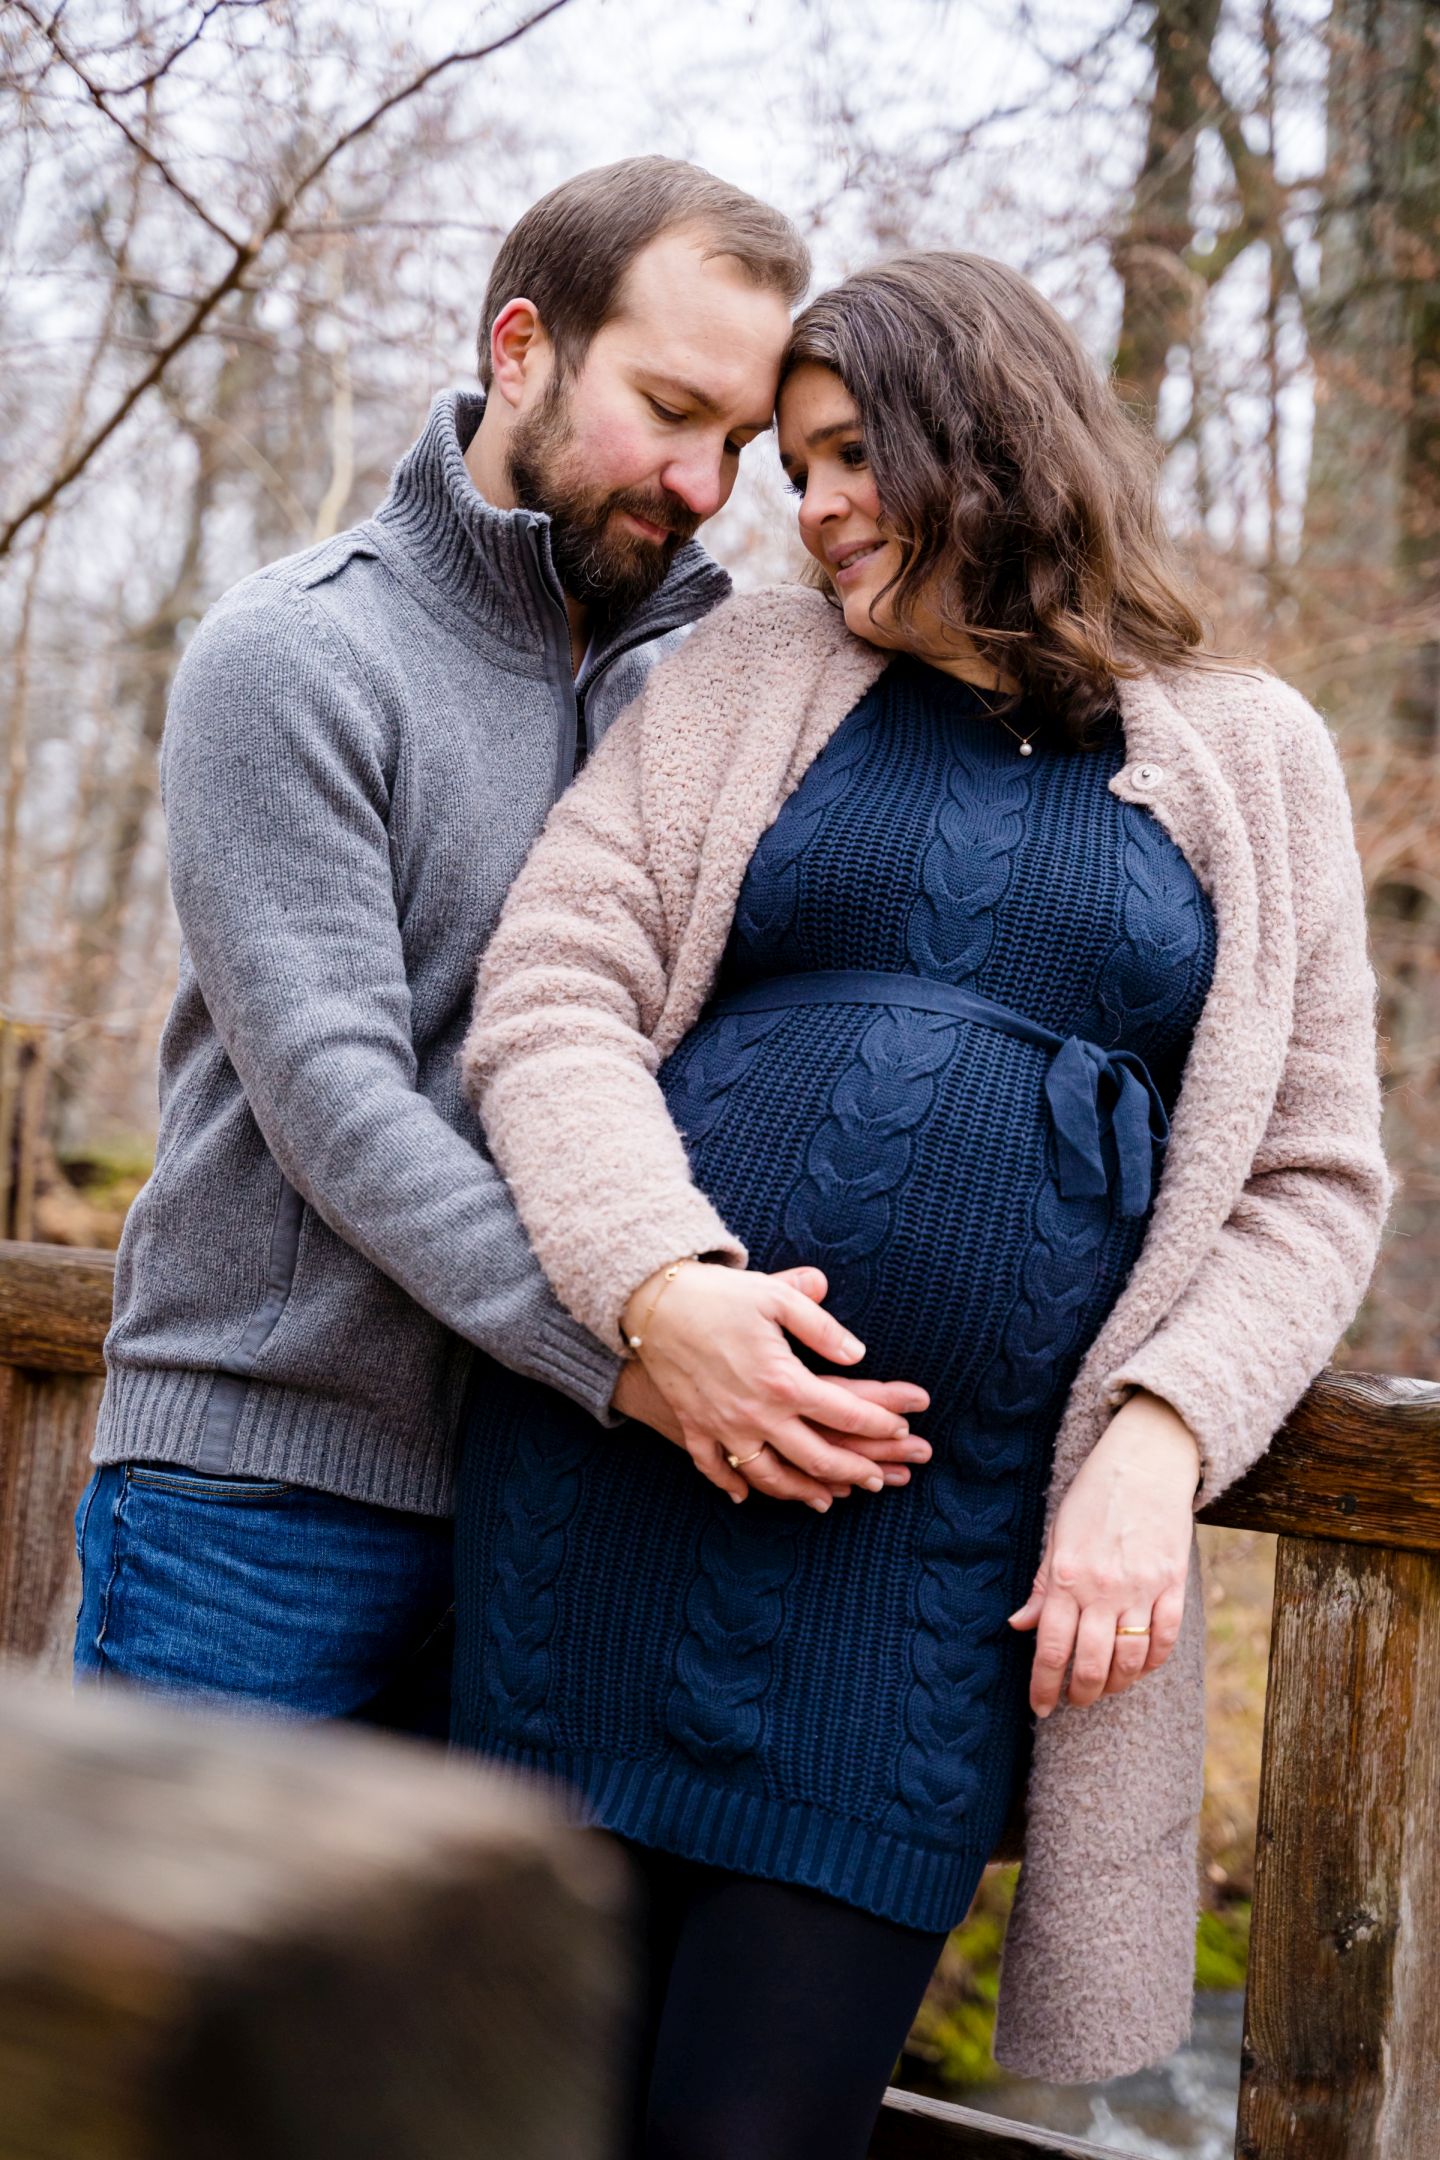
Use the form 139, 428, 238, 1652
705, 969, 1169, 1219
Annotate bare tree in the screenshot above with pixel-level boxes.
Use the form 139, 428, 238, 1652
1112, 0, 1226, 423
0, 0, 572, 559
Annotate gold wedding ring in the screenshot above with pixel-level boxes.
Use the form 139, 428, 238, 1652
1114, 1625, 1152, 1637
725, 1445, 767, 1470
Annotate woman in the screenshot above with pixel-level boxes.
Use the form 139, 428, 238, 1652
454, 253, 1390, 2156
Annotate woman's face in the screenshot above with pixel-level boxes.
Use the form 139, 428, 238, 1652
777, 364, 906, 653
777, 363, 1013, 692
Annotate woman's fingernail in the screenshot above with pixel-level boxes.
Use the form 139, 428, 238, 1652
730, 1490, 745, 1505
841, 1335, 864, 1358
864, 1475, 884, 1493
812, 1497, 832, 1514
1035, 1705, 1050, 1720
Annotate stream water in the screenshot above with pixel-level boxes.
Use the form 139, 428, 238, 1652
931, 1991, 1244, 2158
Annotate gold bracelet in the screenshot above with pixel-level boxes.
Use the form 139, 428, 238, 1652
623, 1255, 699, 1358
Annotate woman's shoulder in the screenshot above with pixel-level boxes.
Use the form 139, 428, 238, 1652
662, 581, 856, 677
627, 583, 866, 760
1151, 657, 1346, 798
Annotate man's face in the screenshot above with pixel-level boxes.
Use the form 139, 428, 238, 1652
506, 229, 793, 614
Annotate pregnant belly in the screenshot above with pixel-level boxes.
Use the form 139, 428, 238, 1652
658, 997, 1141, 1415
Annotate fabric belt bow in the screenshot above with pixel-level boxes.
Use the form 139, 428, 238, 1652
705, 968, 1171, 1219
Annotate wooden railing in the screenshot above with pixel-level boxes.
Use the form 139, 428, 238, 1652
2, 1237, 1439, 2158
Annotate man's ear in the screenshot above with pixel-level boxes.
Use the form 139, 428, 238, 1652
489, 297, 552, 410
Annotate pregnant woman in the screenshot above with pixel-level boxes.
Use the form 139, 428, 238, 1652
455, 253, 1389, 2159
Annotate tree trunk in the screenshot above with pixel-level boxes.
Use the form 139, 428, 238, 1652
1302, 0, 1440, 1386
1303, 0, 1440, 742
1112, 0, 1225, 427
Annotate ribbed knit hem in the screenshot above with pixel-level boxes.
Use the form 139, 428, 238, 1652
533, 1303, 625, 1427
94, 1363, 458, 1517
467, 1736, 994, 1935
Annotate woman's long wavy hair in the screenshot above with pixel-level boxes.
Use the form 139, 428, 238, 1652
780, 252, 1214, 743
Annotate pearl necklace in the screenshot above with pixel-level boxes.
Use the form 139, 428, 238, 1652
994, 712, 1042, 757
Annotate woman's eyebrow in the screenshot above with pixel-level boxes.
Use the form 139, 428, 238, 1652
779, 420, 857, 473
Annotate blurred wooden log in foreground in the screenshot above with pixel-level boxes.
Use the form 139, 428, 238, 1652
0, 1680, 630, 2160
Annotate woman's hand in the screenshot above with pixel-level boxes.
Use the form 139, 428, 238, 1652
616, 1261, 931, 1512
1007, 1389, 1200, 1716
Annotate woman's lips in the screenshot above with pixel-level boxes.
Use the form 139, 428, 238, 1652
832, 542, 883, 589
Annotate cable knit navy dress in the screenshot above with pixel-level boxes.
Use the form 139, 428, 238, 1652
453, 657, 1216, 1933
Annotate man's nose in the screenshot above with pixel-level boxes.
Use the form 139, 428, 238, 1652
660, 449, 727, 523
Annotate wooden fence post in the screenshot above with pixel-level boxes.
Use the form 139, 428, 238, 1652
0, 1679, 632, 2159
0, 1242, 113, 1670
1235, 1533, 1440, 2156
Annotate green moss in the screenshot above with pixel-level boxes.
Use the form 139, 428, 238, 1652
901, 1865, 1016, 2089
901, 1872, 1251, 2094
1194, 1900, 1251, 1990
58, 1136, 152, 1207
59, 1135, 154, 1188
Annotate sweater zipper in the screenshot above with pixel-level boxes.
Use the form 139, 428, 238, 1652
523, 528, 582, 802
578, 604, 708, 757
525, 524, 716, 785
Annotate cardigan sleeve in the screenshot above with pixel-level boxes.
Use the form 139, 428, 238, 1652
460, 683, 746, 1351
1103, 693, 1395, 1508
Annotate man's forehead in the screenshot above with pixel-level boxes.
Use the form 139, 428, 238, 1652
602, 231, 791, 413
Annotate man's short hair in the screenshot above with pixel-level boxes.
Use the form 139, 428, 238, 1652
477, 156, 810, 386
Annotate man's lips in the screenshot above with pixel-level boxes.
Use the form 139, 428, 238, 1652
620, 508, 680, 545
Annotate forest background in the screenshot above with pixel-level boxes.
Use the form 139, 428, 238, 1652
2, 0, 1436, 2099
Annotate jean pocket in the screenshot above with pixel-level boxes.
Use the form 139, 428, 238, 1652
74, 1470, 102, 1565
126, 1464, 295, 1503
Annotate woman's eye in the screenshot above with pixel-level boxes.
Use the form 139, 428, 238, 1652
840, 440, 868, 469
784, 470, 807, 497
648, 398, 685, 424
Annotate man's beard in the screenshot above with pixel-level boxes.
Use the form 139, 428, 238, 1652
506, 377, 700, 618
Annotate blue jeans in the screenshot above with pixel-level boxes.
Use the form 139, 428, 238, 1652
73, 1462, 454, 1738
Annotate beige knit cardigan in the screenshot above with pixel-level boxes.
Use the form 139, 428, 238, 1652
462, 584, 1392, 2083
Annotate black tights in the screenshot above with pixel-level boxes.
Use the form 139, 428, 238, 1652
618, 1844, 948, 2160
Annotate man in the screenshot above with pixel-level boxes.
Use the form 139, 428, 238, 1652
74, 157, 920, 1734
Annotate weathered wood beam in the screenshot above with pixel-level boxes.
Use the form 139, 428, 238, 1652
1235, 1533, 1440, 2156
0, 1679, 631, 2160
870, 2087, 1131, 2159
0, 1240, 114, 1373
0, 1246, 114, 1669
0, 1364, 102, 1670
4, 1247, 1439, 1550
1200, 1369, 1440, 1554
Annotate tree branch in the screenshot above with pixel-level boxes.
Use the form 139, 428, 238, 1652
102, 1, 268, 100
11, 0, 245, 247
1198, 56, 1305, 304
0, 0, 574, 561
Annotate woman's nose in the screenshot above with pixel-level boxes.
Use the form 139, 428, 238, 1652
797, 482, 847, 544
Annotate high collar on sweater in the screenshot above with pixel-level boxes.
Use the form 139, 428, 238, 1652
372, 388, 732, 665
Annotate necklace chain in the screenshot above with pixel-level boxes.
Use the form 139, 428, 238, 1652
993, 710, 1041, 757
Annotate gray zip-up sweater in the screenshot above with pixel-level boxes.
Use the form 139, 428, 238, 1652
94, 390, 732, 1514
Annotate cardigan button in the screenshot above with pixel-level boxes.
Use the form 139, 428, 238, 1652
1128, 762, 1166, 792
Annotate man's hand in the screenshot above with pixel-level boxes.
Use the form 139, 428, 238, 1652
613, 1262, 930, 1510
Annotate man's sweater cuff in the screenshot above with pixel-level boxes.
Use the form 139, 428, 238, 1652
533, 1303, 625, 1426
